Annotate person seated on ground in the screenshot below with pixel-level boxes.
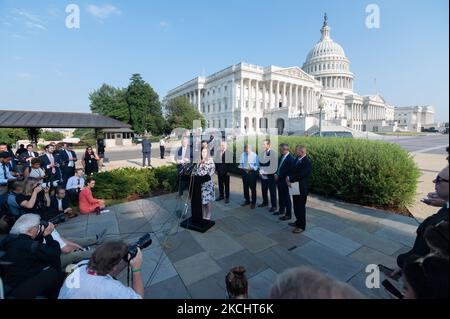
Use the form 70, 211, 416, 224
58, 240, 144, 299
78, 178, 108, 215
225, 266, 248, 299
269, 267, 365, 299
65, 168, 85, 205
16, 177, 53, 220
424, 221, 448, 259
0, 214, 63, 299
6, 182, 25, 218
394, 165, 449, 271
23, 158, 46, 181
51, 186, 77, 219
402, 255, 449, 299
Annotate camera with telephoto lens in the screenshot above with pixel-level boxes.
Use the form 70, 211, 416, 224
37, 214, 66, 238
124, 233, 152, 262
40, 181, 59, 188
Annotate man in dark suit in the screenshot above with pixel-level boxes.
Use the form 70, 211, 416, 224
58, 143, 77, 188
287, 145, 312, 234
19, 144, 39, 167
215, 139, 233, 204
141, 137, 152, 167
274, 144, 294, 221
259, 139, 278, 212
50, 187, 76, 219
175, 137, 191, 196
39, 144, 63, 185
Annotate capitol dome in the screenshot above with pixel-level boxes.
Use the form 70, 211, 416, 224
302, 14, 354, 93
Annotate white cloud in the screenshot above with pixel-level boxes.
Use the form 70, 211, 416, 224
2, 21, 12, 27
12, 9, 44, 24
87, 4, 121, 21
11, 9, 47, 31
25, 21, 47, 31
17, 72, 32, 80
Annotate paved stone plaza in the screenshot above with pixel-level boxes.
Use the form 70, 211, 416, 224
56, 176, 418, 299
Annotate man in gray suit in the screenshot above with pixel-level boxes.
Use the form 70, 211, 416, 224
142, 137, 152, 167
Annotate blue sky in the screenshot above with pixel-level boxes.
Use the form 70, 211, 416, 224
0, 0, 448, 121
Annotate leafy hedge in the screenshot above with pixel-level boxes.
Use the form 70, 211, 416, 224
91, 165, 178, 200
281, 137, 420, 210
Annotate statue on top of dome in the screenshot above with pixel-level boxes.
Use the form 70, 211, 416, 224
323, 13, 328, 27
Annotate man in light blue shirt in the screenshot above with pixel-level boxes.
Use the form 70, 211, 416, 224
238, 144, 259, 209
1, 152, 17, 196
65, 168, 85, 205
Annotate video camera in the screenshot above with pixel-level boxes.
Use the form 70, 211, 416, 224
124, 233, 152, 262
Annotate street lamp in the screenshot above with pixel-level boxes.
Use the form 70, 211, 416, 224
318, 95, 326, 136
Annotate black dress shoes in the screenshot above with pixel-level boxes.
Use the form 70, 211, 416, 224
241, 202, 251, 206
273, 211, 284, 216
216, 197, 224, 202
269, 207, 277, 213
279, 215, 291, 221
250, 204, 256, 209
224, 198, 230, 204
258, 203, 268, 208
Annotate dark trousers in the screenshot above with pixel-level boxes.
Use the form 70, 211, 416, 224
261, 174, 277, 208
277, 182, 292, 217
142, 153, 151, 167
160, 146, 165, 159
242, 171, 257, 204
7, 267, 63, 299
292, 194, 307, 229
67, 189, 80, 205
62, 166, 75, 188
217, 173, 230, 199
178, 176, 188, 196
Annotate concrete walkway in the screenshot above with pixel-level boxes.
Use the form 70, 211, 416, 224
409, 153, 447, 220
56, 175, 418, 299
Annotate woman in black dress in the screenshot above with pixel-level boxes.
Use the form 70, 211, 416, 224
82, 147, 99, 176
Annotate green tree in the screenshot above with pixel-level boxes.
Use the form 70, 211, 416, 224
125, 74, 166, 135
165, 96, 206, 132
89, 84, 130, 123
41, 131, 65, 141
0, 128, 28, 145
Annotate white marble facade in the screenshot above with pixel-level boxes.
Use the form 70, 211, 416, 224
166, 15, 400, 135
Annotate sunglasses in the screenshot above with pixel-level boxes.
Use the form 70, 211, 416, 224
434, 175, 449, 184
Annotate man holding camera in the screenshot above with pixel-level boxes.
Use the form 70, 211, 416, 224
0, 214, 63, 299
59, 240, 144, 299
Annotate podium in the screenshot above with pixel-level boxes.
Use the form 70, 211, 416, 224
179, 167, 215, 233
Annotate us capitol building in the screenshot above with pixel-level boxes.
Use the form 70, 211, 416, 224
166, 15, 433, 135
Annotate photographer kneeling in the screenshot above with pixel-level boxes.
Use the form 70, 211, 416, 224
16, 178, 56, 221
59, 240, 144, 299
0, 214, 63, 299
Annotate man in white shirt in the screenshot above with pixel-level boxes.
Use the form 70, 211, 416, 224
66, 168, 85, 204
159, 138, 166, 159
59, 240, 144, 299
19, 144, 39, 167
59, 143, 77, 188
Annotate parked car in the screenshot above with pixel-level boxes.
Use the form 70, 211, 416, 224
132, 136, 143, 144
310, 131, 353, 138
